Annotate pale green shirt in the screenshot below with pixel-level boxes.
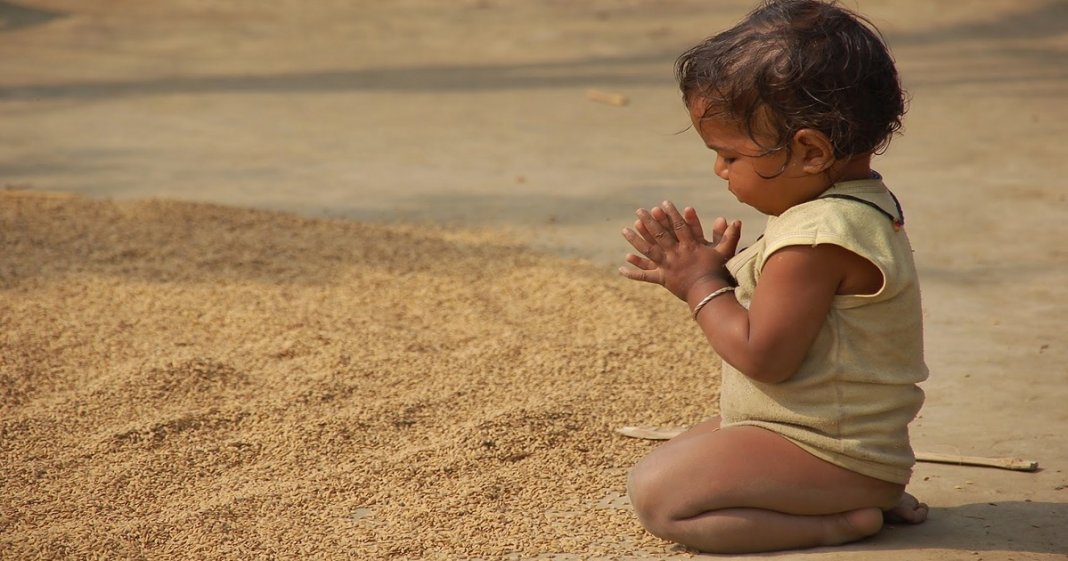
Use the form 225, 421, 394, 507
721, 177, 928, 484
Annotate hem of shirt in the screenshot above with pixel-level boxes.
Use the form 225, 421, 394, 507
724, 419, 914, 485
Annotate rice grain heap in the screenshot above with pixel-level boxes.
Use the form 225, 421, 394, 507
1, 190, 720, 560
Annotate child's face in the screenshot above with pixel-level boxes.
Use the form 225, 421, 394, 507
687, 100, 813, 216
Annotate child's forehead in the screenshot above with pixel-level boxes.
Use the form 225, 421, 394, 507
688, 102, 744, 138
687, 98, 747, 129
687, 98, 776, 148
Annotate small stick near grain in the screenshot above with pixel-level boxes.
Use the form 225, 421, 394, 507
615, 425, 685, 440
615, 426, 1039, 472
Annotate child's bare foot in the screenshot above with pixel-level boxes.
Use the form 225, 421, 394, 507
883, 492, 928, 524
825, 507, 884, 545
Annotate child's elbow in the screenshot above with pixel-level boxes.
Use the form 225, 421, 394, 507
719, 341, 802, 384
744, 367, 795, 385
734, 355, 797, 384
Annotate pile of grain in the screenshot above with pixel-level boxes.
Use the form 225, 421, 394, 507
0, 190, 720, 560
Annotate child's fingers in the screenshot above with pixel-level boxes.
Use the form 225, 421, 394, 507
618, 263, 664, 285
636, 208, 676, 248
624, 253, 657, 271
710, 216, 728, 245
635, 219, 657, 246
683, 207, 706, 243
621, 227, 660, 260
649, 206, 673, 233
659, 201, 695, 244
718, 220, 743, 255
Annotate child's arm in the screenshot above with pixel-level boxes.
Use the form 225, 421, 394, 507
689, 244, 850, 384
621, 201, 877, 384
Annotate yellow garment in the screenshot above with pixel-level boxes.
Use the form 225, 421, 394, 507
721, 177, 927, 484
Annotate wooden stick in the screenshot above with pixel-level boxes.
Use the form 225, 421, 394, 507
914, 451, 1038, 472
615, 426, 1039, 472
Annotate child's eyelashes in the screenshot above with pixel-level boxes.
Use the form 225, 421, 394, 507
715, 152, 738, 164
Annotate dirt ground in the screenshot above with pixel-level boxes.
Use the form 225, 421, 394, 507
2, 0, 1067, 559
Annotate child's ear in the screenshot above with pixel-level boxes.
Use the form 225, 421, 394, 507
792, 129, 836, 174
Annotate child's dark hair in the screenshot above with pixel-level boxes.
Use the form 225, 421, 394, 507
676, 0, 906, 160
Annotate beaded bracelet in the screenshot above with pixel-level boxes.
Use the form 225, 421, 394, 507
691, 286, 736, 320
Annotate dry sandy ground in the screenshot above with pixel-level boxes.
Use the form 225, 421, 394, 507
2, 0, 1067, 560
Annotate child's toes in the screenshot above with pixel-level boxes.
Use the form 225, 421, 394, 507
883, 492, 928, 524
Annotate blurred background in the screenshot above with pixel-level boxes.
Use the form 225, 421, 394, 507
3, 0, 1064, 263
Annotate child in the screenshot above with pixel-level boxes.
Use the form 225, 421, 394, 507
619, 0, 929, 553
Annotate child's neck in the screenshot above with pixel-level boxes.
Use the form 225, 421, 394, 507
829, 154, 875, 184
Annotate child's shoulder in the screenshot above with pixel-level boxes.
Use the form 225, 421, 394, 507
776, 179, 900, 233
764, 179, 907, 259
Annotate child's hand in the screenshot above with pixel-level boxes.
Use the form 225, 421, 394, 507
619, 201, 741, 300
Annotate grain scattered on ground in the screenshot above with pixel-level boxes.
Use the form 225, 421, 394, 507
1, 190, 721, 560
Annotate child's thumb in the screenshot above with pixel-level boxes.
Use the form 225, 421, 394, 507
720, 220, 742, 252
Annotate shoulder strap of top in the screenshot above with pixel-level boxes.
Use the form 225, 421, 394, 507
818, 189, 905, 231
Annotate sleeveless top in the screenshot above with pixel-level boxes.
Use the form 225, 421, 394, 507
720, 176, 928, 484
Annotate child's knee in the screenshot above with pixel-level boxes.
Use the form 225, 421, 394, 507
626, 459, 681, 539
626, 461, 658, 526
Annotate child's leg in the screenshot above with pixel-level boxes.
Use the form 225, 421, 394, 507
627, 418, 917, 553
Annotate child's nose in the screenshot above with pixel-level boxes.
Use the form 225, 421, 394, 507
714, 155, 730, 180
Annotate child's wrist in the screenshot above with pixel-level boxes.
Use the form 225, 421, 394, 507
685, 275, 733, 307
